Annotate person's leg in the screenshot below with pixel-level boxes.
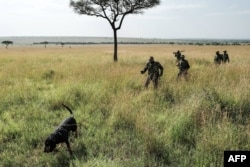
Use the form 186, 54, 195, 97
152, 75, 159, 89
145, 76, 151, 88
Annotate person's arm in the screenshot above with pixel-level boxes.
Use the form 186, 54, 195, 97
159, 63, 164, 76
141, 63, 148, 74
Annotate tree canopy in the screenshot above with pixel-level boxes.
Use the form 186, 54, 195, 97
40, 41, 49, 48
1, 41, 13, 49
70, 0, 160, 62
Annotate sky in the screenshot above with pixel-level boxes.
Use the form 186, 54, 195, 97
0, 0, 250, 39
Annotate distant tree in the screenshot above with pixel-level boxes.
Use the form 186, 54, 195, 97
2, 41, 13, 49
40, 41, 49, 48
61, 42, 65, 47
70, 0, 161, 62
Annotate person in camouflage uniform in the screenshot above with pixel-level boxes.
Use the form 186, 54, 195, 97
222, 50, 230, 63
176, 55, 190, 81
141, 56, 163, 89
174, 50, 182, 61
214, 51, 223, 65
173, 50, 185, 63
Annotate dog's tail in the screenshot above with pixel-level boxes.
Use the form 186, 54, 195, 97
62, 104, 74, 117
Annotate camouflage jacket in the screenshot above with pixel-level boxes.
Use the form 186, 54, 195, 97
141, 61, 163, 76
214, 54, 223, 64
177, 59, 190, 71
223, 53, 230, 62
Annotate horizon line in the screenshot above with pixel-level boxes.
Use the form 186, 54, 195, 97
0, 36, 250, 41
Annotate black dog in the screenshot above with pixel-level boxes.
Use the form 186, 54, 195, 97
44, 104, 77, 155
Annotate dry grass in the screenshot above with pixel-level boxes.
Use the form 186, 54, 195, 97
0, 44, 250, 167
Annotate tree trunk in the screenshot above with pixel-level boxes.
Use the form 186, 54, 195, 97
113, 29, 118, 62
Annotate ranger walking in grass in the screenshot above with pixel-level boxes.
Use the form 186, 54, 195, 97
214, 51, 223, 64
141, 56, 163, 89
222, 50, 230, 63
176, 55, 190, 81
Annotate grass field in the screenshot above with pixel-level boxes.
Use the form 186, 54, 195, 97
0, 44, 250, 167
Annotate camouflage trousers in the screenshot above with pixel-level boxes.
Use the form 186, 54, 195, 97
145, 73, 160, 89
177, 69, 188, 81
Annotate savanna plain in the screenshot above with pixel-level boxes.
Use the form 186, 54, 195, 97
0, 44, 250, 167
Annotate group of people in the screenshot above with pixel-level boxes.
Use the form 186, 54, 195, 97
140, 50, 190, 89
140, 49, 231, 89
214, 50, 230, 64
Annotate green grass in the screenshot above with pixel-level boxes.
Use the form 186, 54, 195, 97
0, 45, 250, 167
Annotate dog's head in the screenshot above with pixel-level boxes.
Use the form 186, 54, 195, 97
44, 137, 56, 153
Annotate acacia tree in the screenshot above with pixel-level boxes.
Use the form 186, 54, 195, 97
70, 0, 160, 62
2, 41, 13, 49
41, 41, 49, 48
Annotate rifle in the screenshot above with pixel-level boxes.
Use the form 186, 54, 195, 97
173, 50, 185, 54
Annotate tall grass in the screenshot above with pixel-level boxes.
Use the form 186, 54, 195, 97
0, 44, 249, 166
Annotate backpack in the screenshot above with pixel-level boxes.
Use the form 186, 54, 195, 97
181, 59, 190, 70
